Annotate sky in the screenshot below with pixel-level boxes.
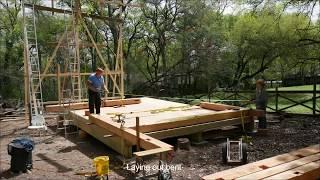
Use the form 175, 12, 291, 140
223, 1, 319, 22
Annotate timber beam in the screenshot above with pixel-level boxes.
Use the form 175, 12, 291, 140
69, 112, 133, 157
87, 109, 258, 157
146, 117, 252, 139
47, 42, 108, 48
130, 109, 257, 133
89, 114, 173, 156
45, 98, 141, 112
200, 102, 238, 111
41, 71, 122, 77
24, 4, 123, 23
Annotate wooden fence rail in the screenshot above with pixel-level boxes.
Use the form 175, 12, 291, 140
207, 85, 319, 116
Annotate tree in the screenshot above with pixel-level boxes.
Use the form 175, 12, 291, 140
0, 0, 23, 99
223, 5, 316, 88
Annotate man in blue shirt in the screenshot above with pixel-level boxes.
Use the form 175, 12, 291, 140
87, 68, 108, 114
253, 79, 268, 129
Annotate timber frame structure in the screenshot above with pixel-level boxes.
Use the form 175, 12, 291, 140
46, 97, 263, 158
23, 0, 125, 123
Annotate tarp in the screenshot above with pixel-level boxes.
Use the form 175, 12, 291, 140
8, 137, 34, 152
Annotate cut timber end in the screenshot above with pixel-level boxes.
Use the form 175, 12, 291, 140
200, 102, 238, 111
84, 110, 90, 116
45, 98, 141, 112
134, 147, 172, 157
249, 109, 265, 117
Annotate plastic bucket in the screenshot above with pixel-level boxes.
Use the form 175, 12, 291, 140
93, 156, 109, 176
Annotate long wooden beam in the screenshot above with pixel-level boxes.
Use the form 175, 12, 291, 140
146, 117, 252, 139
24, 4, 123, 23
133, 147, 172, 157
47, 42, 108, 48
103, 1, 142, 7
200, 102, 238, 111
41, 71, 121, 77
69, 111, 133, 157
45, 98, 141, 112
130, 109, 255, 133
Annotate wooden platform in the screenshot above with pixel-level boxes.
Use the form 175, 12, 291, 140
61, 97, 259, 158
202, 144, 320, 180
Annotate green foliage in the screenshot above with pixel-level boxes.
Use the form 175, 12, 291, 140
0, 0, 319, 100
0, 0, 24, 99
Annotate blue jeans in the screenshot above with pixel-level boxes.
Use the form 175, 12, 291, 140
257, 107, 267, 129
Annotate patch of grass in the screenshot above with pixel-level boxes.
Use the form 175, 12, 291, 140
177, 85, 319, 114
187, 90, 319, 115
267, 93, 318, 114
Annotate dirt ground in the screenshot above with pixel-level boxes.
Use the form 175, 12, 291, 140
0, 113, 319, 180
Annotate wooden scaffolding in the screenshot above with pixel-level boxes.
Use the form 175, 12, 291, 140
23, 0, 126, 124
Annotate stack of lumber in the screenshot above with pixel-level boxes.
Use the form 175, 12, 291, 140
0, 108, 25, 122
202, 144, 320, 180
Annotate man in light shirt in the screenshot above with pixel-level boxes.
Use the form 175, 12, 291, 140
254, 79, 268, 129
87, 68, 108, 114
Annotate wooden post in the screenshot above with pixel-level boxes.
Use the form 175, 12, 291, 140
136, 117, 140, 152
275, 87, 278, 113
75, 0, 82, 102
120, 46, 124, 98
177, 138, 191, 150
105, 69, 108, 99
313, 81, 316, 116
119, 1, 124, 99
24, 43, 30, 125
57, 65, 61, 105
22, 3, 31, 125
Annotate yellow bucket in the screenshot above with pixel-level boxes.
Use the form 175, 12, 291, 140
93, 156, 109, 176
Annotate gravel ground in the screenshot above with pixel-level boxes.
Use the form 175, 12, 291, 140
0, 113, 319, 180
